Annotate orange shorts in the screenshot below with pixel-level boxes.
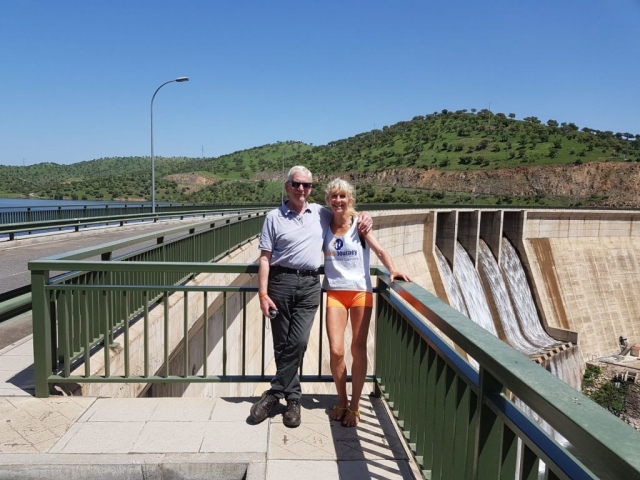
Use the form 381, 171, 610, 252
326, 290, 373, 309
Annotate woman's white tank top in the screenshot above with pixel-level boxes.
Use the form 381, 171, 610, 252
322, 217, 372, 292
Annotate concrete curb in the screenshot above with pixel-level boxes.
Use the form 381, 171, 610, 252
0, 453, 266, 480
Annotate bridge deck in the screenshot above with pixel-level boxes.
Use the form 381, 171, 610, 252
0, 335, 419, 479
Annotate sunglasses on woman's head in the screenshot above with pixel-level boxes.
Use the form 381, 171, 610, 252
290, 181, 313, 189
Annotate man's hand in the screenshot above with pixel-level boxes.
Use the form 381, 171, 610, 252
357, 211, 373, 236
259, 294, 277, 317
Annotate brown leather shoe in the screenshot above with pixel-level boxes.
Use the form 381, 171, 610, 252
283, 398, 301, 428
250, 391, 279, 424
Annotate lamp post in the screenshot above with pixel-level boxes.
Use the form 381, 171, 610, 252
150, 76, 189, 213
280, 141, 300, 204
488, 101, 492, 130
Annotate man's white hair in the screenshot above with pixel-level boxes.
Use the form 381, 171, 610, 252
287, 165, 312, 182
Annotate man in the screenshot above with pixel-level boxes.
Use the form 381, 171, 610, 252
250, 165, 371, 428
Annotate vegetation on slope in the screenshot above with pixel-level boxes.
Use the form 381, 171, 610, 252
2, 110, 638, 206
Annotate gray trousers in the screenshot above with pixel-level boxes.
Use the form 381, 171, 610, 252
267, 271, 321, 400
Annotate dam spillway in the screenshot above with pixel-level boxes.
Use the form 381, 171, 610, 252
361, 207, 640, 394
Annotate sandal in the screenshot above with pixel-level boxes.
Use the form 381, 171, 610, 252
329, 405, 348, 421
342, 407, 360, 427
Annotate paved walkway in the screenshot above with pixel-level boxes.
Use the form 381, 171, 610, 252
0, 335, 419, 479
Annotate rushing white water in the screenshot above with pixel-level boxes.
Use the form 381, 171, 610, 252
436, 247, 481, 369
436, 239, 582, 392
435, 248, 470, 318
500, 239, 559, 348
438, 237, 580, 476
548, 345, 582, 391
478, 240, 541, 355
453, 242, 499, 336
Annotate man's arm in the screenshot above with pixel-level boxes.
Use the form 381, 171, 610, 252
258, 250, 276, 316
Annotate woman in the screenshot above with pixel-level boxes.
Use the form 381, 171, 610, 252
322, 178, 411, 427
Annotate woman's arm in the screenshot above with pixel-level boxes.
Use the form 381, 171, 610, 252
364, 233, 412, 282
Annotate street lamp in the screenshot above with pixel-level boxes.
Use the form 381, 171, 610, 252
280, 141, 301, 204
150, 76, 189, 213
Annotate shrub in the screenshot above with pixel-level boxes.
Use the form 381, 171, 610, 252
590, 382, 627, 413
582, 365, 601, 388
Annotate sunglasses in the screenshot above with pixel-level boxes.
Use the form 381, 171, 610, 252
290, 181, 313, 189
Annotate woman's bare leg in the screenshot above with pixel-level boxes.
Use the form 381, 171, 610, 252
343, 306, 372, 427
326, 306, 349, 420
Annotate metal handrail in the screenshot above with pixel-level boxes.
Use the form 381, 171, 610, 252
376, 272, 638, 479
0, 203, 275, 225
0, 288, 31, 323
0, 207, 266, 241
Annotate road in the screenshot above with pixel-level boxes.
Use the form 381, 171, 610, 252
0, 211, 261, 349
0, 215, 227, 294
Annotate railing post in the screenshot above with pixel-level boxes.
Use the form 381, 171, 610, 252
31, 269, 52, 398
372, 286, 385, 399
473, 368, 504, 480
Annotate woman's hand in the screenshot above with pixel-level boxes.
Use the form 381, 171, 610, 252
357, 212, 373, 236
390, 271, 412, 282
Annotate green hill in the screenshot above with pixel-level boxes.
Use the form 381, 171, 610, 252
1, 110, 638, 206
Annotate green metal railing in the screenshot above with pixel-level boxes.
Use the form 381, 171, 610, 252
0, 207, 264, 241
30, 262, 346, 389
375, 277, 639, 479
28, 215, 640, 479
29, 212, 266, 393
0, 203, 272, 225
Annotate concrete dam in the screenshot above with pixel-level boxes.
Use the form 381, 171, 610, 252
381, 207, 640, 374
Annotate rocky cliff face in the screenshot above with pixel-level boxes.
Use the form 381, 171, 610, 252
333, 162, 640, 207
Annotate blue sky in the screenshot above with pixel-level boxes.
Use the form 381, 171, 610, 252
1, 1, 639, 166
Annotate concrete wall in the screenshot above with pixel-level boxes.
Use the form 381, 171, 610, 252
523, 212, 640, 364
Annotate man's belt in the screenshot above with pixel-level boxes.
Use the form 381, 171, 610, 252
271, 265, 320, 276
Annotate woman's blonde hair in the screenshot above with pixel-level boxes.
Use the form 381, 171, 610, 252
325, 178, 357, 219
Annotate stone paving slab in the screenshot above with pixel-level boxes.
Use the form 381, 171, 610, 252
79, 397, 162, 422
51, 421, 147, 454
0, 397, 95, 453
0, 341, 32, 357
268, 395, 406, 462
266, 459, 415, 480
266, 459, 339, 479
201, 421, 269, 453
0, 355, 32, 373
210, 397, 255, 422
133, 421, 208, 453
0, 385, 31, 397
